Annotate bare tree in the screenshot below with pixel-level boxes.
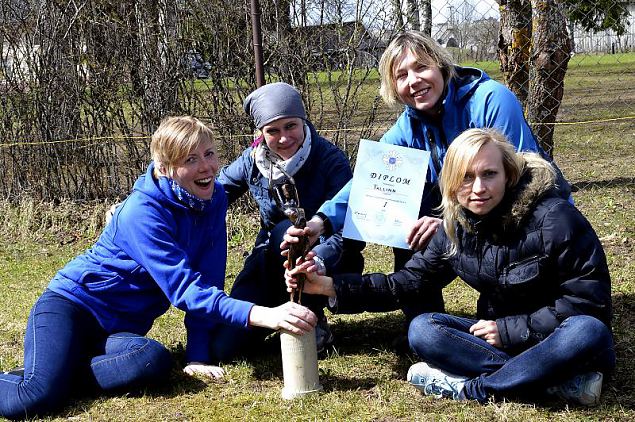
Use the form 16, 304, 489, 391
391, 0, 405, 30
470, 17, 499, 61
420, 0, 432, 36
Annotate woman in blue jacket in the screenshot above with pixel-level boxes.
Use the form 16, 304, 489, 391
215, 82, 364, 355
285, 31, 570, 319
0, 116, 316, 420
287, 128, 613, 406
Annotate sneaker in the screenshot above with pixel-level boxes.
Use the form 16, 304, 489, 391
407, 362, 467, 400
315, 316, 335, 354
546, 371, 603, 406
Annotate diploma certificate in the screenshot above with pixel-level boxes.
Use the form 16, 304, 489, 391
342, 139, 429, 249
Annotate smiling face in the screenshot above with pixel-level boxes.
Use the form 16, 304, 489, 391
456, 142, 508, 216
261, 117, 305, 160
170, 139, 219, 200
394, 50, 445, 114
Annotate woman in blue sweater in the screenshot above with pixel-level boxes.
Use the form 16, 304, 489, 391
0, 116, 316, 420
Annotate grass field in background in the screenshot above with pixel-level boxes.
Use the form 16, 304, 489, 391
0, 54, 634, 420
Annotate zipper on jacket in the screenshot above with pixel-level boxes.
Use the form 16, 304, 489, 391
426, 128, 443, 177
504, 254, 541, 273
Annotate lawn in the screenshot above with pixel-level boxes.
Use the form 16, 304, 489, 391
0, 53, 634, 420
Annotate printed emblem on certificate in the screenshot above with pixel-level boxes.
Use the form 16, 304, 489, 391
342, 139, 429, 249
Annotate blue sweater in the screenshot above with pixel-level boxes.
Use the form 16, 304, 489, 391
319, 67, 550, 232
48, 162, 253, 363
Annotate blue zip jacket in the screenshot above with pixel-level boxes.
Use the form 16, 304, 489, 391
48, 162, 253, 363
218, 121, 357, 270
319, 67, 560, 232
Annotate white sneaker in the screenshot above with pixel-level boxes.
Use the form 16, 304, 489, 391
546, 371, 603, 406
407, 361, 467, 400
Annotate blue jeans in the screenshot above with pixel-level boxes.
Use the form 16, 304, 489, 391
408, 313, 615, 403
0, 290, 172, 419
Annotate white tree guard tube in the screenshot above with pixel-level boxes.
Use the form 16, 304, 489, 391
280, 329, 323, 399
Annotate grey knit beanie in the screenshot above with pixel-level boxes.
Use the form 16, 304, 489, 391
243, 82, 307, 129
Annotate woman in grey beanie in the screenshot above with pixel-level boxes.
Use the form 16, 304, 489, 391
243, 82, 307, 130
214, 82, 365, 358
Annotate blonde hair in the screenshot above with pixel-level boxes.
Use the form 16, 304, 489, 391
379, 30, 457, 107
439, 128, 555, 255
150, 116, 214, 178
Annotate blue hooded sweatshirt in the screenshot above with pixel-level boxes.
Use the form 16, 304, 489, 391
48, 162, 253, 363
319, 67, 559, 232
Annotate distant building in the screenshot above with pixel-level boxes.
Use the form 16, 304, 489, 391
432, 2, 634, 57
433, 17, 499, 61
288, 21, 386, 70
569, 1, 635, 53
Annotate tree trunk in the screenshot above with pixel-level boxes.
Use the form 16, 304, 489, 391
527, 0, 571, 156
406, 0, 420, 30
421, 0, 432, 36
391, 0, 404, 31
497, 0, 532, 106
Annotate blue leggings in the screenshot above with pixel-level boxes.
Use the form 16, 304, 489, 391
0, 290, 172, 419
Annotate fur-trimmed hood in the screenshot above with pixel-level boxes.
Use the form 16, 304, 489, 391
460, 158, 558, 238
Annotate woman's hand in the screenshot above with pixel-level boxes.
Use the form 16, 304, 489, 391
469, 319, 502, 348
406, 216, 442, 251
183, 362, 225, 379
283, 250, 323, 279
248, 302, 317, 335
284, 252, 335, 297
280, 216, 324, 254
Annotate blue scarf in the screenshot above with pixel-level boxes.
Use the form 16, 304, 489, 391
169, 179, 212, 212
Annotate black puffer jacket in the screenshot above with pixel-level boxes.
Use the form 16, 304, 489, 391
332, 165, 611, 349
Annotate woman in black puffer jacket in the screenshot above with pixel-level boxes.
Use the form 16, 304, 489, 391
286, 128, 614, 406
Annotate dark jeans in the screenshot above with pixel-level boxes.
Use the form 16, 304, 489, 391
212, 220, 364, 361
408, 313, 615, 403
0, 290, 172, 420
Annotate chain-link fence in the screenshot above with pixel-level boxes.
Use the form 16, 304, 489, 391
0, 0, 633, 201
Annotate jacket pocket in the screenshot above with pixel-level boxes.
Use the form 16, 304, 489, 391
77, 270, 123, 291
501, 255, 548, 290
